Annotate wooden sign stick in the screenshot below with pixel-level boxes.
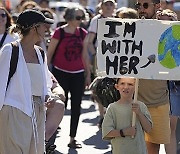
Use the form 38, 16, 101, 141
132, 78, 139, 138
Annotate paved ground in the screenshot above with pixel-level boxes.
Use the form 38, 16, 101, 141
53, 92, 180, 154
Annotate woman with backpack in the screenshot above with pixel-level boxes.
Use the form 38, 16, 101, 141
0, 9, 55, 154
47, 6, 91, 149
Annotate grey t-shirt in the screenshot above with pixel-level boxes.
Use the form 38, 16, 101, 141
102, 101, 152, 154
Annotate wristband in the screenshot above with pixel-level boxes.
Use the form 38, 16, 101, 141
120, 129, 125, 137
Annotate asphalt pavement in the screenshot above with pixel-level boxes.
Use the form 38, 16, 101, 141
53, 91, 180, 154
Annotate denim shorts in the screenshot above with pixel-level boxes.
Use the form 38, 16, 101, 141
169, 81, 180, 117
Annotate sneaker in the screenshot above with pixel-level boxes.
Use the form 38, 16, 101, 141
46, 144, 56, 154
45, 140, 56, 154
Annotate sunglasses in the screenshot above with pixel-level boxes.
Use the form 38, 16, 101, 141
0, 13, 6, 18
135, 2, 154, 9
75, 15, 85, 20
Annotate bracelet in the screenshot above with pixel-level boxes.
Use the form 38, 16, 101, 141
120, 129, 125, 137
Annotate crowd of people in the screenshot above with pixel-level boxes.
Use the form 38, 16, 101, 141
0, 0, 179, 153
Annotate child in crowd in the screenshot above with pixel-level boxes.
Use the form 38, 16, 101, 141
102, 77, 152, 154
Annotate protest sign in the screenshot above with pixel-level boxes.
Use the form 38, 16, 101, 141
97, 18, 180, 80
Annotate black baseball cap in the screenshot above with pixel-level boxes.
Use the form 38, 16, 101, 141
16, 9, 54, 29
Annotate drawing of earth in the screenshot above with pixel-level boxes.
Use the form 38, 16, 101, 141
158, 25, 180, 69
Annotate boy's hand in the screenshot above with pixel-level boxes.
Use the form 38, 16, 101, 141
132, 103, 141, 115
123, 126, 136, 136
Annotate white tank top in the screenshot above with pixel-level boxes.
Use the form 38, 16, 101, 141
26, 63, 43, 96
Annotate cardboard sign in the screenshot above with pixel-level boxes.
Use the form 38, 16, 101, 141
97, 18, 180, 80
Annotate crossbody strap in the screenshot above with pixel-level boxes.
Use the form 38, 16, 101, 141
51, 27, 64, 62
0, 31, 8, 48
36, 46, 45, 63
79, 27, 84, 40
6, 42, 19, 91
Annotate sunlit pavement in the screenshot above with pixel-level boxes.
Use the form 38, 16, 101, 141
54, 92, 180, 154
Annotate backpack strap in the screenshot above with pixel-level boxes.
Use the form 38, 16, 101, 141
6, 44, 45, 92
79, 27, 84, 40
51, 27, 84, 62
6, 42, 19, 91
0, 31, 7, 48
36, 46, 45, 63
52, 27, 64, 62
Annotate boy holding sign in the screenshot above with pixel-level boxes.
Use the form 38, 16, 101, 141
102, 77, 152, 154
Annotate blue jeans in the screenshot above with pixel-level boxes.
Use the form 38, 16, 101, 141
169, 81, 180, 117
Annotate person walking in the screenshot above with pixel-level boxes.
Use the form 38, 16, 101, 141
47, 5, 90, 148
45, 72, 65, 153
0, 9, 55, 154
156, 9, 179, 154
135, 0, 171, 154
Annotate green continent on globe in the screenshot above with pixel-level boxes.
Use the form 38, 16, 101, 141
178, 44, 180, 50
172, 25, 180, 40
158, 38, 166, 55
160, 50, 176, 69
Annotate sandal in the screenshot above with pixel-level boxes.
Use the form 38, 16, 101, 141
46, 144, 56, 154
68, 140, 82, 149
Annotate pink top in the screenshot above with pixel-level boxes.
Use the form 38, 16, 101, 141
52, 27, 87, 72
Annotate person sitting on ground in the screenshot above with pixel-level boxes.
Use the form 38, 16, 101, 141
45, 72, 65, 153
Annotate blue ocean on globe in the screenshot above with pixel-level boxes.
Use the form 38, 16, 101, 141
158, 25, 180, 69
